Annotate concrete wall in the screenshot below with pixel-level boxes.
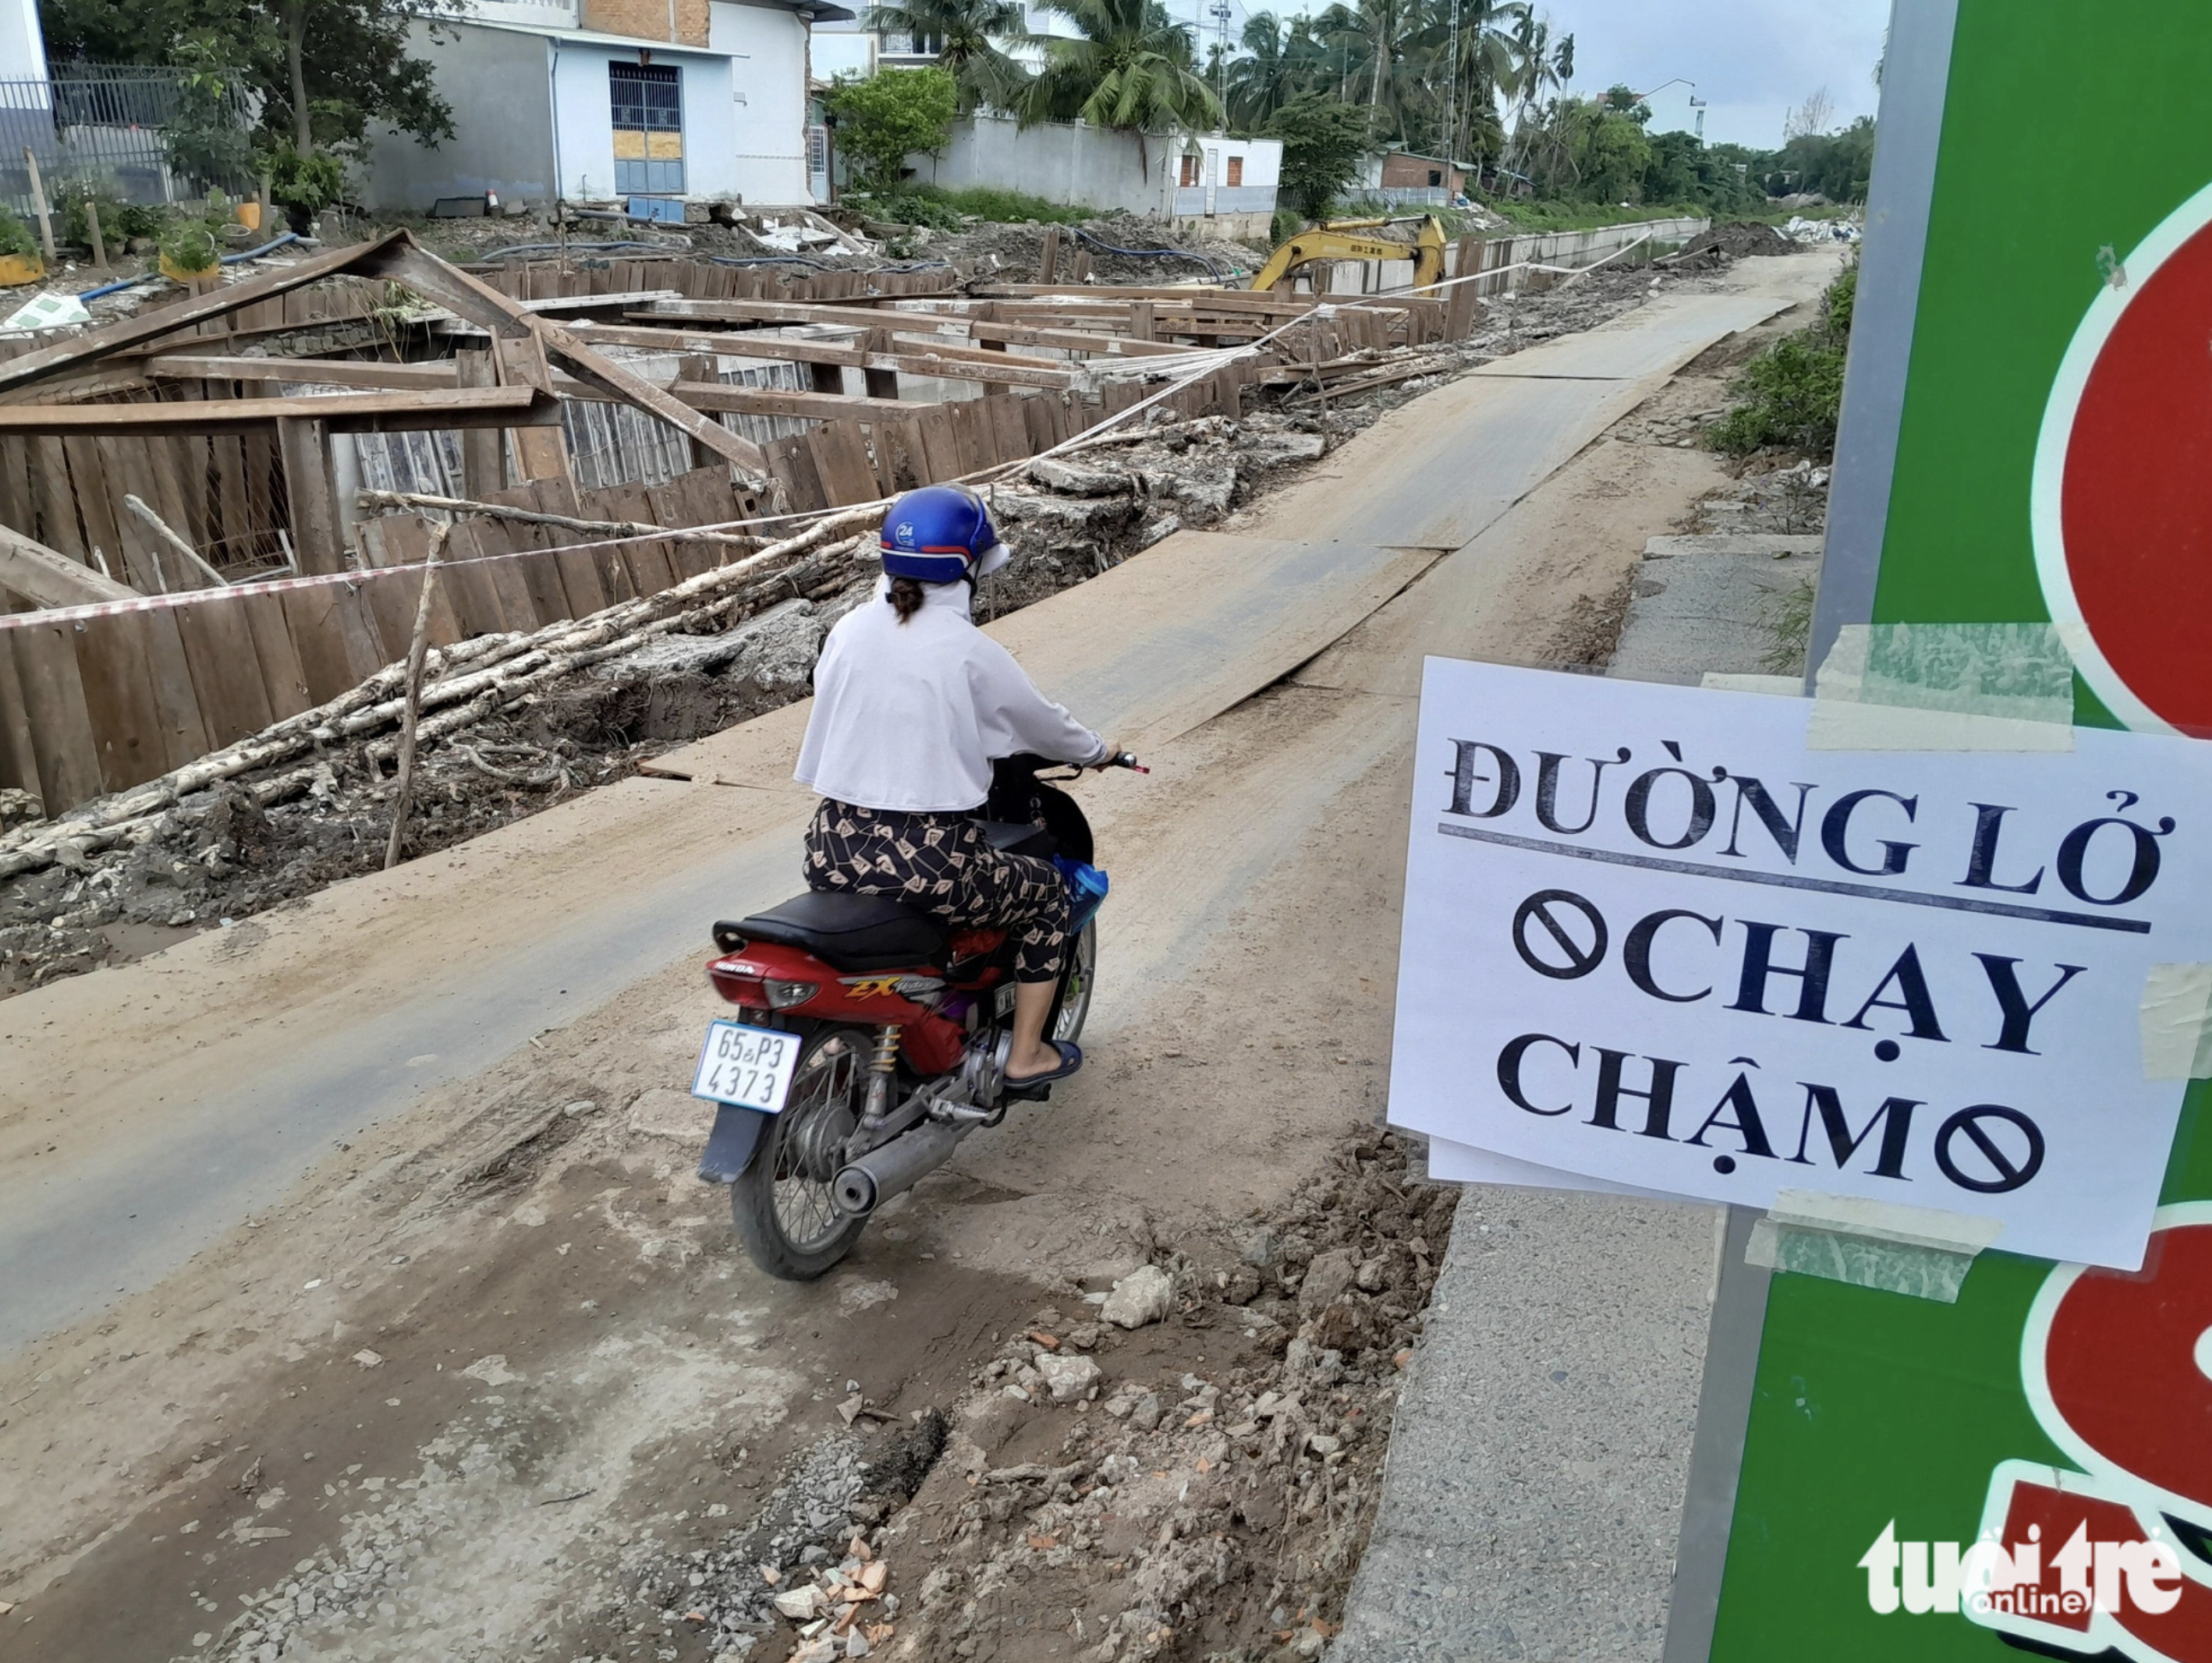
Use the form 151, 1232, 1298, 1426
0, 0, 46, 81
907, 114, 1278, 228
360, 22, 557, 207
708, 0, 811, 202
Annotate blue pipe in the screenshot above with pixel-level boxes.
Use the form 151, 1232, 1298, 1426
74, 230, 304, 302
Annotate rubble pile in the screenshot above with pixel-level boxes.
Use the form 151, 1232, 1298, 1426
1659, 220, 1800, 269
594, 1128, 1456, 1663
1694, 457, 1831, 536
932, 218, 1263, 287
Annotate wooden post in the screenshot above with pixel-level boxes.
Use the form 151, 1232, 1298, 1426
21, 148, 55, 265
454, 344, 506, 499
972, 302, 1012, 399
861, 328, 898, 401
1037, 226, 1061, 285
1129, 300, 1155, 341
277, 416, 345, 574
84, 199, 107, 269
1446, 236, 1483, 340
384, 521, 452, 869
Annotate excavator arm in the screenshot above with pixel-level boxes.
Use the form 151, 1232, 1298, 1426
1248, 214, 1451, 293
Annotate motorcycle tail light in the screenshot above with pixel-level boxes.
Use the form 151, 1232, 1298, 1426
764, 979, 819, 1009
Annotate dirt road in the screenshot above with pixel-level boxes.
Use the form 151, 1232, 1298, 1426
0, 252, 1838, 1663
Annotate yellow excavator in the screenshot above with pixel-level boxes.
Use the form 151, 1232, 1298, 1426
1247, 213, 1451, 293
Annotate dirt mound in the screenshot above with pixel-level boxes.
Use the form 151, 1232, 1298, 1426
591, 1126, 1458, 1663
1661, 220, 1798, 269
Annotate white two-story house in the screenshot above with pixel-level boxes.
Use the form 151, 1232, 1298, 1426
361, 0, 848, 211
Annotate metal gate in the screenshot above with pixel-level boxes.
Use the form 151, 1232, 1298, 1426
609, 62, 684, 196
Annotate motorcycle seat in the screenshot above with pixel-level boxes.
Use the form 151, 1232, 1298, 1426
723, 891, 950, 973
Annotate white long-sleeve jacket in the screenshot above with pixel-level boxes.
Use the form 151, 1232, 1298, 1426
794, 577, 1107, 813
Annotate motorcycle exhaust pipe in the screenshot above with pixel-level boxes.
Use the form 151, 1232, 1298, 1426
832, 1119, 971, 1217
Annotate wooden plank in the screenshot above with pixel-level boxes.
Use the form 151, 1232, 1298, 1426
173, 589, 277, 748
947, 399, 994, 473
364, 514, 463, 648
989, 396, 1030, 463
0, 520, 136, 607
11, 615, 105, 809
807, 420, 880, 507
455, 346, 506, 498
0, 383, 550, 435
912, 405, 961, 484
28, 435, 82, 559
281, 582, 388, 704
466, 516, 547, 632
492, 332, 575, 488
764, 436, 826, 514
71, 613, 167, 792
277, 417, 344, 575
529, 476, 614, 613
425, 516, 508, 637
0, 620, 40, 796
139, 609, 212, 770
559, 323, 1085, 392
1021, 394, 1056, 457
482, 486, 571, 624
240, 589, 311, 719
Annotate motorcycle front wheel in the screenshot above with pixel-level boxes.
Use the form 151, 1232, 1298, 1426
1052, 920, 1097, 1045
730, 1025, 869, 1281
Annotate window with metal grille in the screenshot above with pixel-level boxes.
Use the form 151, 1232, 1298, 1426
610, 62, 684, 195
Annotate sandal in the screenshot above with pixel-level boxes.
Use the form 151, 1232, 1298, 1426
1006, 1039, 1083, 1087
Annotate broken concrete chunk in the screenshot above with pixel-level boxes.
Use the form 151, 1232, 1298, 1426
1027, 456, 1126, 495
773, 1585, 826, 1620
1100, 1264, 1174, 1329
1298, 1247, 1359, 1317
1034, 1352, 1101, 1404
1127, 1392, 1164, 1432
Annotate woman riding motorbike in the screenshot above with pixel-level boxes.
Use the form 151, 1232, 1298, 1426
793, 484, 1116, 1086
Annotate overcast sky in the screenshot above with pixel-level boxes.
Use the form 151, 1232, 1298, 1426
1259, 0, 1890, 151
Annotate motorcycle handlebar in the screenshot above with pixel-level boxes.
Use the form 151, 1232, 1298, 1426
1105, 751, 1149, 774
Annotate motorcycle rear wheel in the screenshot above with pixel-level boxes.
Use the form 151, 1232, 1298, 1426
1052, 920, 1097, 1045
730, 1026, 869, 1281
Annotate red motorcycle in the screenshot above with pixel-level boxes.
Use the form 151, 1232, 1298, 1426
691, 753, 1136, 1279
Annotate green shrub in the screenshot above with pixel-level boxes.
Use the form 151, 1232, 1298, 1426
846, 182, 1092, 228
0, 207, 38, 262
59, 188, 163, 246
264, 142, 347, 215
159, 221, 222, 275
1269, 205, 1304, 246
1708, 259, 1857, 458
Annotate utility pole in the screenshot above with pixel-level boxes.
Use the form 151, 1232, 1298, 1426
1689, 95, 1707, 142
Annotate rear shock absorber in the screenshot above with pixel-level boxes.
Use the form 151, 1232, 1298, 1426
858, 1023, 902, 1133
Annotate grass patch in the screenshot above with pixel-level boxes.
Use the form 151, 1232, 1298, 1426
1708, 260, 1857, 458
1762, 573, 1818, 675
844, 182, 1099, 229
1482, 198, 1714, 233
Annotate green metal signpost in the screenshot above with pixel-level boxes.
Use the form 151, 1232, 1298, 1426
1671, 3, 2212, 1657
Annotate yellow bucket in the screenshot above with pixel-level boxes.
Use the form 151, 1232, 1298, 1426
236, 201, 262, 232
0, 253, 44, 287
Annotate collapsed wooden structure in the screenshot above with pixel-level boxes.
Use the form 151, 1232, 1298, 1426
0, 228, 1513, 818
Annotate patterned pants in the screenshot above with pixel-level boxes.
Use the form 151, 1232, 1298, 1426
804, 799, 1070, 982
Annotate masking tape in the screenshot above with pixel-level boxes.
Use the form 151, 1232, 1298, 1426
1699, 672, 1803, 697
1807, 622, 2076, 752
2140, 963, 2212, 1080
1744, 1188, 2002, 1303
1746, 1219, 1979, 1302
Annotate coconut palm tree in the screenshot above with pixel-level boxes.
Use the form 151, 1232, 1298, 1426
1225, 13, 1296, 130
1421, 0, 1525, 166
861, 0, 1034, 113
1018, 0, 1224, 175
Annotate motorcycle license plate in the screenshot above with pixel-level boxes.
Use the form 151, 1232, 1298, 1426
690, 1021, 801, 1114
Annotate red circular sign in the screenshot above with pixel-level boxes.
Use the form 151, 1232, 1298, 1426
2036, 188, 2212, 737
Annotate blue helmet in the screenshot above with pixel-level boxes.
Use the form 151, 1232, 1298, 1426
879, 485, 1011, 583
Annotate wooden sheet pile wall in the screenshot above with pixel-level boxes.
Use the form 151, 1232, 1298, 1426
0, 465, 758, 814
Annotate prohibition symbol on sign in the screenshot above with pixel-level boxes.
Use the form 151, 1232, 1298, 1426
2035, 180, 2212, 739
